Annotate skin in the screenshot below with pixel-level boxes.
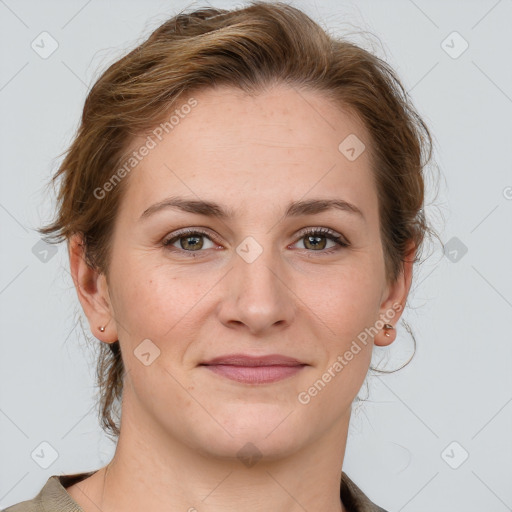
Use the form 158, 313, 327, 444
66, 83, 414, 512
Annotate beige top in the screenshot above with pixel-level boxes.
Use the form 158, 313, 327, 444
2, 470, 388, 512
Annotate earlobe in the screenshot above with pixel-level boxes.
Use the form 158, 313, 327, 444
68, 233, 117, 343
374, 321, 397, 346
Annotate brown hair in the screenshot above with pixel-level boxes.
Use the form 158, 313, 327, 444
39, 1, 439, 440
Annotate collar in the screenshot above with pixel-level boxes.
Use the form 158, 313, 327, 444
30, 469, 387, 512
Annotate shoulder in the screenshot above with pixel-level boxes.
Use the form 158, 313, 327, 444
1, 481, 47, 512
340, 471, 389, 512
1, 478, 49, 512
2, 472, 93, 512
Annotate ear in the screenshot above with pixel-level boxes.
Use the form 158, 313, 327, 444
374, 240, 416, 347
68, 233, 118, 343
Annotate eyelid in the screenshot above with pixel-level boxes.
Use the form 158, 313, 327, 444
294, 226, 348, 244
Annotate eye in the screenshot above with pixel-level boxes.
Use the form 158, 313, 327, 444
292, 227, 350, 254
163, 228, 218, 254
162, 226, 350, 257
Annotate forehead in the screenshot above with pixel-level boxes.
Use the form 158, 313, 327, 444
117, 83, 378, 223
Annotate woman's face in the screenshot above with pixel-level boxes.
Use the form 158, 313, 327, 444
82, 84, 409, 459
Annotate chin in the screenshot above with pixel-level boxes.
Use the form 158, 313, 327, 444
187, 406, 310, 462
196, 432, 305, 464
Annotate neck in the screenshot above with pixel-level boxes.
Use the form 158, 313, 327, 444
71, 392, 352, 512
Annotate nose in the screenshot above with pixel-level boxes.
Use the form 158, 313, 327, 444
216, 246, 296, 336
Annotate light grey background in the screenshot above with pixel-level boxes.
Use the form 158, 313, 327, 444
1, 0, 511, 511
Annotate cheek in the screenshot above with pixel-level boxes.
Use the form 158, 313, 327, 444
296, 269, 377, 413
111, 257, 207, 339
296, 261, 383, 344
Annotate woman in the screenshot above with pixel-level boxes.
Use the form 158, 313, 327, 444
4, 2, 436, 511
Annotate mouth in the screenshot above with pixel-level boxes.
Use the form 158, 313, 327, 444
199, 354, 307, 384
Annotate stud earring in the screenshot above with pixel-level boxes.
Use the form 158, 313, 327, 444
99, 326, 105, 332
383, 323, 394, 337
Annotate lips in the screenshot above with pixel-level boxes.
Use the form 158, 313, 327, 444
200, 354, 305, 367
199, 354, 307, 384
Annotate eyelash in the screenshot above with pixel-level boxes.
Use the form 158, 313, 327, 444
162, 227, 350, 257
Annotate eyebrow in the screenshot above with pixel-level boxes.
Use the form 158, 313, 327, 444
139, 197, 365, 222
